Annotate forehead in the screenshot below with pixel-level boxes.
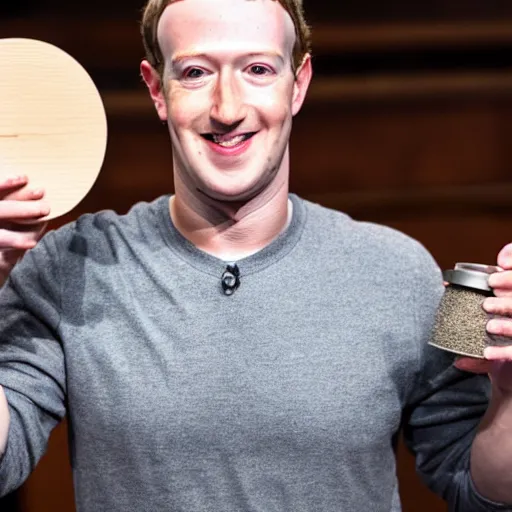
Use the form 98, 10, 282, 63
157, 0, 296, 59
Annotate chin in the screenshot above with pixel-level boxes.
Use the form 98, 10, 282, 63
196, 172, 270, 202
199, 187, 258, 204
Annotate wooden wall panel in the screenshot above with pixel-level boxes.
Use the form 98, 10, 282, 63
4, 0, 512, 22
291, 99, 511, 195
303, 0, 512, 23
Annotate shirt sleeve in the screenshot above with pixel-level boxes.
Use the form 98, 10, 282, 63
0, 231, 66, 497
402, 249, 512, 511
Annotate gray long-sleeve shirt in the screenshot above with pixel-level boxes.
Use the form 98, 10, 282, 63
0, 194, 508, 511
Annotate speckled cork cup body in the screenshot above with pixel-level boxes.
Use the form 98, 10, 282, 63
429, 263, 504, 359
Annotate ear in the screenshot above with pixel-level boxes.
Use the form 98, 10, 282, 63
291, 54, 313, 116
140, 60, 168, 121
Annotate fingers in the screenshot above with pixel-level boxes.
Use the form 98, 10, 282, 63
482, 296, 512, 356
484, 345, 512, 360
0, 228, 45, 250
486, 316, 512, 338
0, 176, 49, 222
456, 244, 512, 374
3, 186, 45, 202
454, 357, 491, 373
0, 175, 28, 194
484, 296, 512, 339
488, 270, 512, 298
0, 176, 49, 248
0, 199, 50, 221
0, 223, 47, 285
484, 297, 512, 316
0, 174, 46, 208
0, 178, 49, 281
489, 270, 512, 289
497, 243, 512, 270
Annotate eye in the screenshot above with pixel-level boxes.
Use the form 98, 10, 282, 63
248, 64, 273, 76
183, 67, 206, 79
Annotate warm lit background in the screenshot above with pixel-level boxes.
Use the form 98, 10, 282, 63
2, 1, 512, 510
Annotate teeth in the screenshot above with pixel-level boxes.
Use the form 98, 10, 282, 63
212, 134, 247, 147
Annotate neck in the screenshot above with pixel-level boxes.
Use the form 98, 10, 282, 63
170, 174, 291, 262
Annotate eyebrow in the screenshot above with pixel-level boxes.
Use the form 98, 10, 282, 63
171, 51, 285, 66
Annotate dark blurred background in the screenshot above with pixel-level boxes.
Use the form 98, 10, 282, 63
2, 1, 512, 511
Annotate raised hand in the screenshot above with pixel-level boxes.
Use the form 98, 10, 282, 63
0, 175, 50, 287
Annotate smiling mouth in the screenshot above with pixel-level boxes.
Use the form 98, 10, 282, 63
201, 132, 256, 148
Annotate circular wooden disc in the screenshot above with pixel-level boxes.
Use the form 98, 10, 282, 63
0, 38, 107, 220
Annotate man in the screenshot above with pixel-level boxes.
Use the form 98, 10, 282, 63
1, 0, 512, 510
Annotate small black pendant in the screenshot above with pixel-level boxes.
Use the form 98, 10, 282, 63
221, 264, 241, 295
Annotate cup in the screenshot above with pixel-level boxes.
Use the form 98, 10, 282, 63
429, 262, 507, 358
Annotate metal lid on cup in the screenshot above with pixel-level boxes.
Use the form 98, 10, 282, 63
443, 262, 500, 292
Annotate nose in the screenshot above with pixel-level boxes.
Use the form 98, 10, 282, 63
210, 71, 247, 129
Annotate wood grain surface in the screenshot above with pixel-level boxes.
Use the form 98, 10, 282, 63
0, 38, 107, 220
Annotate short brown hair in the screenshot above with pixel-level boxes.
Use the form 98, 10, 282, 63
140, 0, 311, 77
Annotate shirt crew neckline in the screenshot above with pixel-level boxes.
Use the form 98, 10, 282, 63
155, 193, 307, 278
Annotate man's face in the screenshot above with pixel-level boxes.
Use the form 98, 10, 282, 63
142, 0, 311, 203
